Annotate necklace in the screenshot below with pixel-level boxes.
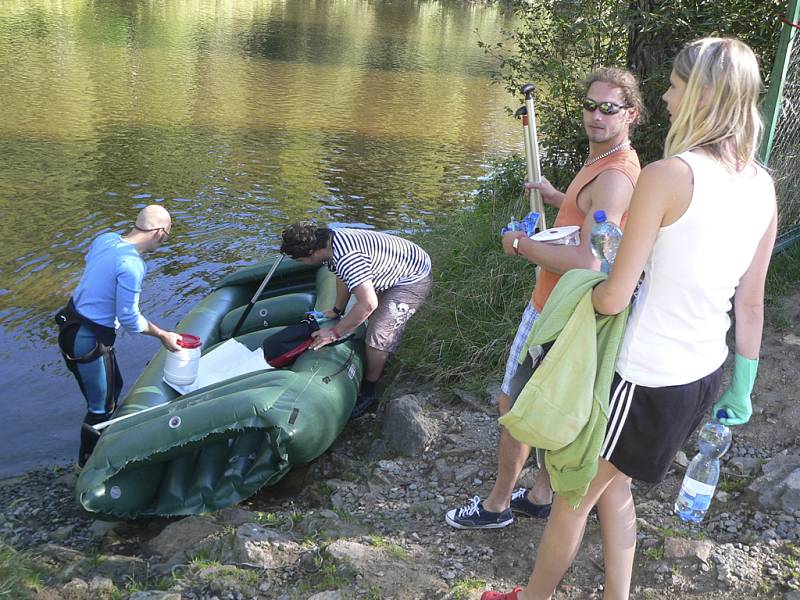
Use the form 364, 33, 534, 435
585, 140, 631, 166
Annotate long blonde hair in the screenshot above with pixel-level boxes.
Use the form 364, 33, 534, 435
664, 37, 763, 171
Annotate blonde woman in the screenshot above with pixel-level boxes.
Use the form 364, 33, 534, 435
482, 38, 777, 600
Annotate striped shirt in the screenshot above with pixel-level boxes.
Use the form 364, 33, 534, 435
330, 228, 431, 293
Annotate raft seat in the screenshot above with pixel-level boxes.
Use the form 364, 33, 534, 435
217, 292, 315, 340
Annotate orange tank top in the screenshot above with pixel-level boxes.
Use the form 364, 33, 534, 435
532, 147, 641, 312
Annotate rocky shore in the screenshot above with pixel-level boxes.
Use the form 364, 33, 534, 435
2, 348, 800, 600
4, 290, 800, 600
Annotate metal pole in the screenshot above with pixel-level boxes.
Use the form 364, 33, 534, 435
514, 105, 538, 215
230, 254, 285, 339
520, 84, 546, 231
760, 0, 800, 163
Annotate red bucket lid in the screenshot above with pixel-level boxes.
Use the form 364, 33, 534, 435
177, 333, 202, 349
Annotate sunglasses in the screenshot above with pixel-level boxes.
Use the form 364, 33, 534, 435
136, 226, 170, 239
582, 98, 629, 115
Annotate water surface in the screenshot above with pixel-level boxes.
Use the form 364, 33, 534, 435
0, 0, 519, 476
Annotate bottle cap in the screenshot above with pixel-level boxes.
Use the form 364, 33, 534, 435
593, 210, 607, 223
177, 333, 202, 349
716, 408, 729, 420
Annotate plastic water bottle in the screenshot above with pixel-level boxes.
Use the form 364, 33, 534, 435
500, 212, 540, 237
674, 410, 732, 523
590, 210, 623, 273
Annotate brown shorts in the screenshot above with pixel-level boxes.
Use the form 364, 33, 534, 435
366, 273, 433, 353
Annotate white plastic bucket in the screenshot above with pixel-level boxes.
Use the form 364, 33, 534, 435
163, 333, 202, 386
532, 225, 581, 246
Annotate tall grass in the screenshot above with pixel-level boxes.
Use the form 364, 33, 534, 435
395, 156, 538, 389
0, 540, 46, 599
765, 242, 800, 329
766, 242, 800, 302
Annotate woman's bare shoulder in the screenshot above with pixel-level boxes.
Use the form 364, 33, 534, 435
640, 156, 692, 181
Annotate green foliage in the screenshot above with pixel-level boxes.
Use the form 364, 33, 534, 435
785, 542, 800, 578
480, 0, 628, 185
294, 553, 355, 596
767, 242, 800, 299
643, 545, 664, 562
625, 0, 784, 164
450, 576, 486, 599
397, 156, 535, 387
367, 535, 408, 559
188, 547, 219, 568
656, 525, 706, 540
765, 242, 800, 328
716, 473, 750, 494
0, 540, 50, 599
483, 0, 785, 170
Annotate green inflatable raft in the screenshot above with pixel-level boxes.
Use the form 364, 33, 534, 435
75, 257, 364, 518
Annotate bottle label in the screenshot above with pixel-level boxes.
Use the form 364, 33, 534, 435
682, 477, 715, 497
679, 476, 715, 511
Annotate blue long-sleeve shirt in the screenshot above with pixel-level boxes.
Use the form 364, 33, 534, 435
73, 233, 149, 333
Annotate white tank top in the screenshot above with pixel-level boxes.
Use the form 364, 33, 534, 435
616, 150, 774, 387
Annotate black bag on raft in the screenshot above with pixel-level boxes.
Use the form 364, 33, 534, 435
261, 315, 320, 368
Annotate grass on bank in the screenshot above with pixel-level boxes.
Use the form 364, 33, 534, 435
0, 540, 50, 599
394, 155, 539, 390
395, 155, 800, 390
765, 241, 800, 329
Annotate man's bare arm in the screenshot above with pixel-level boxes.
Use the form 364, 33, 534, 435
511, 170, 634, 275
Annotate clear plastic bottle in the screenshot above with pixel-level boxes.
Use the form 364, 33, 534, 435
590, 210, 623, 273
500, 212, 540, 237
674, 411, 732, 523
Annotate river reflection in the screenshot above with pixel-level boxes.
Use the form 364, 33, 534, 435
0, 0, 518, 475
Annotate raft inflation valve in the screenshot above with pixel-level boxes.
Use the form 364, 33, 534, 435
168, 416, 182, 429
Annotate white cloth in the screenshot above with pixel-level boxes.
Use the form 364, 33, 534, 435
616, 151, 774, 387
164, 339, 273, 395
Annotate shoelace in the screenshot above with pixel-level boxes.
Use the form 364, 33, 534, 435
510, 488, 527, 501
456, 495, 481, 517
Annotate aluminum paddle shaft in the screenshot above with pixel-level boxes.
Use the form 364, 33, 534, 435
519, 83, 546, 231
230, 253, 285, 339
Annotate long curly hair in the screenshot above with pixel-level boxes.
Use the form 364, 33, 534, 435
280, 221, 332, 258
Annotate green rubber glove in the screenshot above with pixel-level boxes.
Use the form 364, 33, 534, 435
713, 353, 759, 426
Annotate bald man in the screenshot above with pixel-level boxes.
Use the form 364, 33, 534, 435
55, 205, 181, 467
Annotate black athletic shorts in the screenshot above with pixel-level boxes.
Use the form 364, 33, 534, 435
600, 366, 723, 483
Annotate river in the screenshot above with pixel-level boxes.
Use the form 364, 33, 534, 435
0, 0, 519, 477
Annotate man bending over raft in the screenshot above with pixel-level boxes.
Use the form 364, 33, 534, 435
445, 67, 644, 529
280, 222, 432, 417
56, 205, 182, 468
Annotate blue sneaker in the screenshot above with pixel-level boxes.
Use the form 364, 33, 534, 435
509, 487, 552, 518
445, 496, 514, 529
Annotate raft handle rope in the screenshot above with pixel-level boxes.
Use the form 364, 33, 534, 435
322, 343, 356, 384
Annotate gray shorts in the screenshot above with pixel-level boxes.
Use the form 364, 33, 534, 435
367, 273, 433, 353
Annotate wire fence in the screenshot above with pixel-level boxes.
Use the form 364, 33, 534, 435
769, 31, 800, 251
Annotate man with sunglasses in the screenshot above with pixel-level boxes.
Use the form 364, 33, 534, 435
56, 204, 182, 468
446, 68, 644, 530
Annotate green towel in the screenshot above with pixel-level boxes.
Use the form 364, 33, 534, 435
499, 269, 629, 508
